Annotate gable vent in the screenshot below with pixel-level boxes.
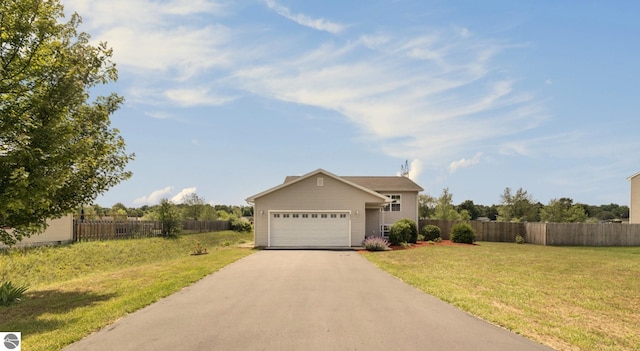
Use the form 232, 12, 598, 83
317, 177, 324, 186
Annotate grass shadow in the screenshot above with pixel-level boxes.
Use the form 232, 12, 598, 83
0, 288, 117, 333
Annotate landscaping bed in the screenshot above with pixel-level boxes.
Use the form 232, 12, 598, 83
389, 240, 475, 250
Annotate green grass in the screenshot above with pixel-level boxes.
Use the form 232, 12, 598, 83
0, 231, 255, 351
363, 242, 640, 351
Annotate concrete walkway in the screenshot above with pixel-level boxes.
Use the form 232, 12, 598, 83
64, 250, 553, 351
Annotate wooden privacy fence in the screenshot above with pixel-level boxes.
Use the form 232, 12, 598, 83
73, 220, 231, 242
181, 220, 232, 234
419, 220, 640, 246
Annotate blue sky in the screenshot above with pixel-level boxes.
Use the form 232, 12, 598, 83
63, 0, 640, 207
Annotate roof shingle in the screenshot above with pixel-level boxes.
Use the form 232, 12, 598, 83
284, 175, 423, 192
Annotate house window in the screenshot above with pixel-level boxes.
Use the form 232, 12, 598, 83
330, 214, 337, 218
340, 214, 347, 218
292, 214, 299, 218
273, 214, 280, 218
384, 194, 401, 212
302, 214, 308, 218
283, 214, 290, 218
311, 214, 318, 218
380, 224, 391, 237
321, 214, 328, 218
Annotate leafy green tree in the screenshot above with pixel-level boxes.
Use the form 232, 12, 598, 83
158, 199, 182, 237
540, 198, 588, 223
111, 202, 128, 218
182, 193, 206, 220
497, 187, 539, 222
457, 200, 480, 220
595, 211, 616, 221
241, 206, 254, 217
431, 188, 469, 220
199, 205, 219, 220
418, 194, 436, 219
476, 204, 499, 220
0, 0, 133, 245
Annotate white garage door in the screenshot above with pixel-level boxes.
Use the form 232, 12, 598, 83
269, 211, 350, 247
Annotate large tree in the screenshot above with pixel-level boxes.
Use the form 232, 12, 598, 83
540, 198, 588, 223
431, 188, 470, 221
418, 193, 436, 219
0, 0, 133, 245
497, 187, 540, 222
181, 193, 206, 220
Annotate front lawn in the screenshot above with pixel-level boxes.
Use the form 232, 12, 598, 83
0, 231, 255, 351
363, 242, 640, 351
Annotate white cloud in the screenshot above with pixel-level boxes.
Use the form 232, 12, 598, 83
408, 159, 424, 181
65, 0, 548, 173
264, 0, 345, 34
96, 25, 232, 78
133, 186, 198, 205
144, 111, 173, 120
449, 152, 483, 173
134, 186, 173, 205
395, 159, 423, 180
231, 28, 544, 168
64, 0, 235, 90
171, 187, 197, 204
164, 87, 237, 107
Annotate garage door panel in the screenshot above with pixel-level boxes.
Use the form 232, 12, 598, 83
270, 212, 350, 247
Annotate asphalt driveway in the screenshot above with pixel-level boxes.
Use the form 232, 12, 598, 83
64, 250, 553, 351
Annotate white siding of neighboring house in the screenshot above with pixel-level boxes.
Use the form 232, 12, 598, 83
630, 173, 640, 224
1, 214, 74, 248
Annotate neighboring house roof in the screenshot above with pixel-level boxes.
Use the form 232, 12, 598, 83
245, 168, 394, 203
628, 171, 640, 181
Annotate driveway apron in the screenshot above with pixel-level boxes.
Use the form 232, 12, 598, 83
64, 250, 553, 351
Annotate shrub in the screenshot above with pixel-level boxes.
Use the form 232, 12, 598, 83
515, 235, 525, 244
388, 219, 416, 245
191, 242, 208, 255
421, 224, 441, 241
0, 281, 28, 306
362, 237, 390, 251
158, 198, 182, 238
230, 216, 252, 232
450, 223, 475, 244
388, 219, 418, 245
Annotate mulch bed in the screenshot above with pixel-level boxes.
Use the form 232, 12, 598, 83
389, 240, 476, 250
357, 240, 476, 252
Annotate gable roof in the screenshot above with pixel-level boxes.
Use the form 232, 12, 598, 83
245, 169, 392, 203
284, 175, 423, 192
628, 171, 640, 181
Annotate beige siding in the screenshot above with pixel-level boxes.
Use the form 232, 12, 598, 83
379, 191, 420, 226
631, 175, 640, 224
254, 174, 384, 247
1, 214, 73, 248
365, 209, 381, 237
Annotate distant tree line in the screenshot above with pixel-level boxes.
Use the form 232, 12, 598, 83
419, 187, 629, 223
76, 193, 253, 222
